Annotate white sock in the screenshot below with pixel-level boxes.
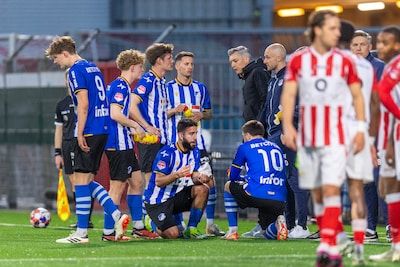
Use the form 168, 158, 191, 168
133, 220, 144, 229
228, 226, 238, 233
337, 231, 348, 243
103, 229, 114, 235
206, 219, 214, 227
76, 227, 88, 237
111, 210, 121, 222
366, 228, 376, 235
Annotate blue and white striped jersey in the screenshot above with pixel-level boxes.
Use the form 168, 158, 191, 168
166, 79, 211, 150
105, 77, 133, 151
132, 70, 168, 144
68, 59, 109, 136
144, 143, 200, 204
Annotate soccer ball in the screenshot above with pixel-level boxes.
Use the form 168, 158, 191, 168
30, 208, 51, 228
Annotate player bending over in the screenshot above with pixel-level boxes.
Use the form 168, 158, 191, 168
223, 120, 288, 241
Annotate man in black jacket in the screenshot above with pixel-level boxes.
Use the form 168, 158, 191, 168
228, 46, 270, 122
261, 43, 310, 239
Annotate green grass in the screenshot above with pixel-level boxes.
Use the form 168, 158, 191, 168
0, 210, 396, 267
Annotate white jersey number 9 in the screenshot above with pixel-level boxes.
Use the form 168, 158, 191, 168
95, 75, 106, 101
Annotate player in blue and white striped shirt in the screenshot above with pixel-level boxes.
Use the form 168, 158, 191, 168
130, 43, 174, 181
144, 119, 210, 239
103, 49, 158, 240
166, 51, 223, 236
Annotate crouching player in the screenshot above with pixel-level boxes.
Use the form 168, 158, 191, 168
223, 120, 288, 240
143, 119, 210, 239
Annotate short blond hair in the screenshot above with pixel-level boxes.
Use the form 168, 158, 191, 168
45, 36, 76, 58
116, 49, 145, 71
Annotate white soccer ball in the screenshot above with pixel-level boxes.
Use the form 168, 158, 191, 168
30, 208, 51, 228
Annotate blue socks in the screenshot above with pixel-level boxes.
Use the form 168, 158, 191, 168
188, 208, 203, 228
206, 186, 216, 224
265, 222, 278, 240
89, 181, 120, 222
224, 191, 238, 227
127, 194, 143, 222
103, 206, 117, 235
75, 185, 92, 229
142, 195, 147, 215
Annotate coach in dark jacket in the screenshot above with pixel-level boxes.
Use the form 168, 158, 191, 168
228, 46, 270, 122
260, 43, 310, 239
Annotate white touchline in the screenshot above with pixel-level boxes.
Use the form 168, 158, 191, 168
0, 255, 316, 263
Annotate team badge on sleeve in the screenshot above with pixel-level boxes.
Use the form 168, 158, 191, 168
114, 92, 124, 102
157, 160, 166, 170
137, 85, 146, 94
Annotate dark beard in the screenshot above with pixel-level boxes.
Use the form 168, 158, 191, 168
182, 140, 195, 151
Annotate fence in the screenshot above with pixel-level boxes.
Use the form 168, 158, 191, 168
0, 28, 383, 217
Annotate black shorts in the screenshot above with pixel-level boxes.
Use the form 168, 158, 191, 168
229, 182, 285, 211
145, 186, 193, 231
72, 134, 107, 174
62, 139, 74, 175
105, 149, 140, 181
137, 143, 164, 173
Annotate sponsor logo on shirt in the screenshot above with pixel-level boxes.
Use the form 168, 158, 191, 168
259, 174, 284, 186
95, 104, 109, 117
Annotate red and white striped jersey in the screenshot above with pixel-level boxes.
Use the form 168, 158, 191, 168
285, 46, 360, 147
343, 52, 375, 124
378, 55, 400, 147
377, 108, 393, 150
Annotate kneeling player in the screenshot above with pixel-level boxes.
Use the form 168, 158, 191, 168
144, 119, 210, 239
223, 120, 288, 240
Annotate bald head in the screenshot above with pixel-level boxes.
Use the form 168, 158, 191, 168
263, 43, 287, 72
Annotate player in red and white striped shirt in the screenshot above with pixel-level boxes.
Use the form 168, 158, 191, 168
281, 10, 366, 266
335, 21, 379, 265
370, 28, 400, 262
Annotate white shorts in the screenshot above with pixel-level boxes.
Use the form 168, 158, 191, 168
297, 146, 347, 190
378, 150, 396, 178
345, 130, 373, 182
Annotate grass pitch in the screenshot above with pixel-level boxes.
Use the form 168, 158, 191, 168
0, 210, 396, 267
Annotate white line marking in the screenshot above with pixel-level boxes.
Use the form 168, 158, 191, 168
0, 255, 315, 263
0, 222, 392, 247
0, 222, 103, 231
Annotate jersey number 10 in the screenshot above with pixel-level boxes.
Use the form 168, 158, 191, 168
257, 149, 284, 172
